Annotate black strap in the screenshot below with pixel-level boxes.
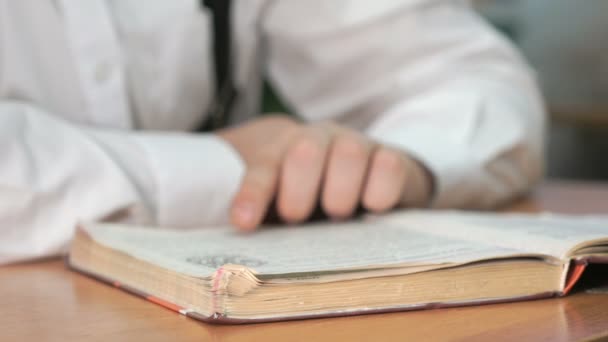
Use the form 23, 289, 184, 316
199, 0, 237, 131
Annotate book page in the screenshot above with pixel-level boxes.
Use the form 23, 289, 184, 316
379, 211, 608, 258
83, 220, 528, 278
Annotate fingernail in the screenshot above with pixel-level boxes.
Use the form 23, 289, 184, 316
233, 202, 257, 228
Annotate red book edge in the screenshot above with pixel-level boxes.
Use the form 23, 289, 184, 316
563, 261, 587, 295
563, 256, 608, 296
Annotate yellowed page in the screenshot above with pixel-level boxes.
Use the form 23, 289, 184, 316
378, 211, 608, 259
81, 219, 527, 278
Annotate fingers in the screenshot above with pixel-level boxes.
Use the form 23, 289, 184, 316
278, 128, 375, 222
362, 147, 408, 213
231, 163, 279, 232
399, 154, 434, 208
321, 134, 372, 219
277, 130, 330, 223
230, 119, 432, 231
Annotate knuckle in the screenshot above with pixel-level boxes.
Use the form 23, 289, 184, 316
260, 115, 300, 138
289, 136, 324, 161
316, 120, 340, 132
374, 149, 404, 174
333, 135, 369, 161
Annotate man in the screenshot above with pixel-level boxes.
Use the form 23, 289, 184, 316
0, 0, 545, 264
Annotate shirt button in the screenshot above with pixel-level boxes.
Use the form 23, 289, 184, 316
94, 61, 114, 84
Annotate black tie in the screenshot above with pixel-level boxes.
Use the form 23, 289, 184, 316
199, 0, 236, 131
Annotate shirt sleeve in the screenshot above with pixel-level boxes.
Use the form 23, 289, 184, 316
0, 101, 244, 264
262, 0, 546, 209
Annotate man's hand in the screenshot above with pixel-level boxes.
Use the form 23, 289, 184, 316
217, 115, 433, 231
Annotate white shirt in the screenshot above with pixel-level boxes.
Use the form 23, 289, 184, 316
0, 0, 545, 264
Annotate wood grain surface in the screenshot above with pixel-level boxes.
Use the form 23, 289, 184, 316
2, 180, 608, 342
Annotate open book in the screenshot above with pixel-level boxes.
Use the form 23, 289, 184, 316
68, 210, 608, 323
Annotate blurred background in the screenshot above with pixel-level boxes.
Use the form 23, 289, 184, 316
263, 1, 608, 182
474, 0, 608, 181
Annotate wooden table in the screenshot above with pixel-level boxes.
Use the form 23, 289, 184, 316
3, 181, 608, 342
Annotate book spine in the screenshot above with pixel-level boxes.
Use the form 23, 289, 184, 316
66, 258, 200, 317
210, 266, 232, 318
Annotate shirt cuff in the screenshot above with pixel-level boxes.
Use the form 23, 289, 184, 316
369, 124, 474, 209
134, 133, 245, 227
367, 87, 525, 209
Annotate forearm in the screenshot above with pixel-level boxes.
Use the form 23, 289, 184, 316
0, 101, 244, 264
